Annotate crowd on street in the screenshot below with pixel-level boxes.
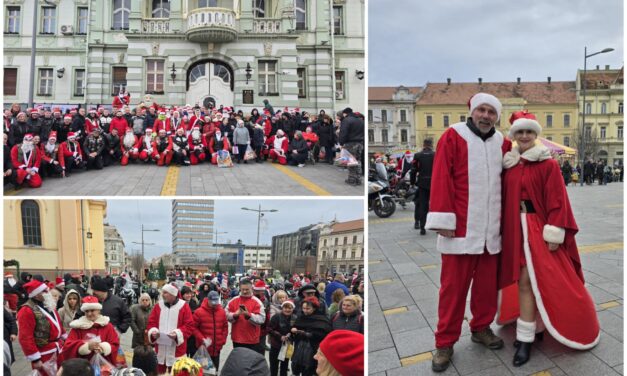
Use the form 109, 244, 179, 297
3, 269, 364, 376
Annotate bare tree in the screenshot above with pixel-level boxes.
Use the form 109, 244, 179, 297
130, 253, 144, 278
573, 128, 601, 162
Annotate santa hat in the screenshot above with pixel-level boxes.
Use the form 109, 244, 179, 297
159, 108, 166, 115
4, 273, 14, 279
55, 276, 65, 288
69, 108, 77, 113
23, 134, 34, 141
162, 283, 179, 297
281, 300, 295, 309
98, 106, 104, 112
67, 132, 77, 140
52, 107, 61, 114
145, 128, 153, 133
508, 110, 542, 138
467, 93, 502, 120
24, 279, 48, 298
253, 280, 266, 291
81, 296, 103, 312
64, 114, 72, 120
319, 330, 364, 376
48, 131, 58, 141
89, 108, 97, 113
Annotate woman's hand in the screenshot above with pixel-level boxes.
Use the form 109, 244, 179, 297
547, 242, 559, 251
88, 341, 101, 351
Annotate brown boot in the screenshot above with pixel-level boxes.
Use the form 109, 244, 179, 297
432, 347, 454, 372
471, 327, 504, 349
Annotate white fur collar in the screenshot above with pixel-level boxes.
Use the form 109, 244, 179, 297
503, 145, 552, 169
69, 315, 110, 329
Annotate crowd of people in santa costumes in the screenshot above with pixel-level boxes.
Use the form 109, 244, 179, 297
424, 92, 600, 372
4, 268, 364, 375
4, 97, 365, 189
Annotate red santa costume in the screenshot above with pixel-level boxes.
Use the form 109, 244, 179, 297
121, 128, 140, 165
497, 111, 599, 349
208, 131, 230, 164
139, 128, 159, 162
153, 130, 173, 166
147, 283, 195, 373
268, 130, 289, 165
60, 296, 120, 365
11, 134, 43, 188
188, 125, 207, 164
40, 132, 65, 174
112, 89, 130, 110
85, 108, 100, 134
424, 93, 511, 349
59, 132, 84, 171
17, 279, 64, 373
166, 112, 184, 134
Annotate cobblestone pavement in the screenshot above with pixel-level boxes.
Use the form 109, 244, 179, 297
4, 160, 363, 197
368, 183, 623, 375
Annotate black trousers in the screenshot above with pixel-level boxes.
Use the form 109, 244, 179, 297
269, 345, 289, 376
103, 150, 122, 166
287, 152, 307, 166
414, 187, 431, 228
173, 150, 190, 165
86, 154, 104, 170
64, 156, 85, 175
41, 161, 63, 177
233, 342, 264, 355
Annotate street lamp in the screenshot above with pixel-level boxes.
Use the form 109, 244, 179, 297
133, 224, 160, 293
245, 63, 253, 84
241, 205, 278, 270
579, 46, 614, 186
213, 228, 228, 268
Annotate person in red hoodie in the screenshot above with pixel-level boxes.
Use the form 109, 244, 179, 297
193, 291, 229, 372
226, 278, 266, 354
109, 109, 129, 136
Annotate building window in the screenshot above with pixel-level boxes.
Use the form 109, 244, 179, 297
342, 250, 346, 258
146, 59, 164, 93
352, 235, 357, 243
601, 103, 607, 114
443, 115, 449, 128
343, 236, 347, 245
401, 129, 407, 143
368, 110, 373, 122
600, 127, 606, 139
333, 250, 337, 259
368, 129, 374, 143
563, 114, 570, 127
333, 6, 343, 35
351, 250, 355, 259
74, 69, 85, 96
546, 114, 553, 127
400, 109, 407, 122
6, 6, 20, 34
258, 60, 278, 95
38, 69, 53, 96
198, 0, 218, 7
297, 67, 306, 98
113, 0, 130, 30
335, 71, 345, 100
4, 68, 17, 96
619, 126, 624, 139
619, 102, 624, 114
585, 103, 591, 114
294, 0, 306, 30
112, 67, 127, 95
585, 126, 591, 139
152, 0, 170, 18
460, 115, 466, 122
426, 115, 432, 128
381, 110, 387, 123
381, 129, 388, 143
563, 136, 570, 146
253, 0, 265, 17
41, 6, 56, 34
334, 238, 338, 245
21, 200, 42, 247
76, 7, 88, 34
546, 136, 552, 141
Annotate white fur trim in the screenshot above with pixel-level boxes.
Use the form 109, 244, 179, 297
26, 351, 42, 361
516, 318, 536, 342
173, 329, 184, 346
425, 212, 456, 231
469, 93, 502, 119
28, 283, 48, 298
80, 302, 103, 312
99, 342, 112, 356
69, 315, 110, 329
508, 118, 542, 138
521, 214, 600, 349
543, 224, 565, 244
503, 150, 521, 169
162, 284, 178, 297
78, 342, 91, 355
521, 145, 551, 162
155, 300, 186, 366
147, 327, 159, 344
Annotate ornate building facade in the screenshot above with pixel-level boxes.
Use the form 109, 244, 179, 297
316, 218, 363, 275
104, 223, 126, 274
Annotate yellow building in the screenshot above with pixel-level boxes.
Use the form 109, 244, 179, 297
4, 200, 107, 280
576, 65, 624, 165
415, 79, 578, 149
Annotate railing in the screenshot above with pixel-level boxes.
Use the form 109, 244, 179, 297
187, 8, 236, 31
142, 18, 170, 33
252, 18, 283, 34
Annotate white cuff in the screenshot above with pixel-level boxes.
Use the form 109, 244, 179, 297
147, 327, 159, 344
425, 212, 457, 231
516, 318, 536, 342
31, 167, 39, 173
78, 342, 91, 355
26, 352, 42, 361
99, 342, 112, 356
173, 329, 184, 346
543, 224, 565, 244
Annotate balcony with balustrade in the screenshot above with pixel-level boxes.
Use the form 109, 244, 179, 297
186, 7, 237, 42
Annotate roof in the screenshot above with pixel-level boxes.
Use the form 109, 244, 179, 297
416, 81, 577, 105
581, 68, 624, 89
369, 86, 422, 101
331, 219, 364, 233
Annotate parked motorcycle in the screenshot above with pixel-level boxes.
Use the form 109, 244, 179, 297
391, 173, 416, 209
368, 162, 396, 218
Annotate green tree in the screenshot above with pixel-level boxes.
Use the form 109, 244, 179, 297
158, 259, 166, 280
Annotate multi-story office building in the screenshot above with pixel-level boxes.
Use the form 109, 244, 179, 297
316, 219, 363, 275
271, 222, 324, 274
244, 245, 272, 270
172, 199, 215, 265
104, 223, 126, 274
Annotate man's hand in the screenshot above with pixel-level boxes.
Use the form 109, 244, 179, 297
4, 169, 11, 176
10, 334, 17, 342
90, 152, 97, 158
436, 230, 455, 238
547, 242, 559, 251
290, 328, 298, 334
52, 160, 58, 165
88, 341, 101, 351
151, 331, 160, 340
167, 331, 178, 340
32, 360, 43, 370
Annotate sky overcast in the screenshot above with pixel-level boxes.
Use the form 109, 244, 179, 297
106, 199, 363, 260
369, 0, 624, 86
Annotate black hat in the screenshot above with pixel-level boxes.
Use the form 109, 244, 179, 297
342, 107, 353, 115
180, 286, 193, 296
91, 278, 109, 292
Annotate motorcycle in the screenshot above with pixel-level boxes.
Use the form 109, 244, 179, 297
368, 162, 396, 218
118, 284, 137, 306
391, 173, 416, 209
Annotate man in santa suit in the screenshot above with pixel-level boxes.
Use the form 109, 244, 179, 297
59, 132, 86, 176
112, 87, 130, 110
39, 131, 65, 178
121, 128, 140, 166
147, 283, 195, 374
188, 125, 207, 165
425, 93, 511, 372
396, 150, 413, 179
11, 133, 43, 188
172, 127, 191, 166
208, 129, 230, 164
17, 279, 64, 374
268, 129, 289, 165
138, 128, 159, 163
153, 128, 173, 166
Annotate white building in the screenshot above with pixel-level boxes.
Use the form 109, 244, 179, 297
244, 245, 272, 269
317, 218, 363, 275
104, 223, 126, 274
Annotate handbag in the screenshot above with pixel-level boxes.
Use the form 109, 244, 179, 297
291, 340, 314, 368
232, 145, 239, 154
319, 146, 326, 159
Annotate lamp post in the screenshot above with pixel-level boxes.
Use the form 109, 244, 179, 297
133, 224, 159, 293
214, 228, 228, 268
241, 205, 278, 270
580, 47, 614, 186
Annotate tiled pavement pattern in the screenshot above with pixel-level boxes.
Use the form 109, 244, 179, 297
5, 161, 363, 196
369, 182, 623, 375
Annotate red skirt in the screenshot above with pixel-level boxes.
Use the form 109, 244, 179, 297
497, 213, 599, 349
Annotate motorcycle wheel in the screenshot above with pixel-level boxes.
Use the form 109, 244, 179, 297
374, 196, 396, 218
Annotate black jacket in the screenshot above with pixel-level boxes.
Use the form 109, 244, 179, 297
268, 313, 295, 348
316, 122, 336, 147
100, 292, 132, 333
339, 113, 364, 145
410, 148, 435, 189
71, 114, 86, 137
331, 310, 363, 333
8, 121, 31, 146
221, 347, 270, 376
288, 138, 308, 155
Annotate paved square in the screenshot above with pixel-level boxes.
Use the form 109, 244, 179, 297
368, 183, 623, 375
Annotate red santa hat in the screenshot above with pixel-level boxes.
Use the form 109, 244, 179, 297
89, 107, 97, 113
145, 128, 153, 133
508, 110, 542, 138
159, 108, 166, 115
67, 132, 77, 140
23, 133, 34, 141
162, 282, 179, 297
55, 276, 65, 288
24, 279, 48, 298
81, 296, 103, 312
4, 272, 14, 279
281, 300, 295, 309
319, 330, 364, 376
468, 93, 502, 120
48, 131, 58, 141
64, 114, 72, 120
52, 107, 61, 114
253, 280, 266, 291
69, 107, 77, 113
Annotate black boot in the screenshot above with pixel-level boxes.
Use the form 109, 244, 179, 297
513, 342, 532, 367
414, 222, 420, 229
420, 228, 427, 235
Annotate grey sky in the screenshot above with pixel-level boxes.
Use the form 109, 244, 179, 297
369, 0, 624, 86
105, 199, 363, 260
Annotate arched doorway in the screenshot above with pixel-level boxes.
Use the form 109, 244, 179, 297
185, 60, 234, 108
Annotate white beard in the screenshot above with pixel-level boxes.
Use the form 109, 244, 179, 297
144, 135, 152, 149
21, 142, 33, 153
192, 130, 201, 140
215, 133, 222, 141
45, 142, 56, 154
42, 293, 56, 311
123, 133, 135, 148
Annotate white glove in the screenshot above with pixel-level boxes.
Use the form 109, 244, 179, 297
203, 338, 212, 347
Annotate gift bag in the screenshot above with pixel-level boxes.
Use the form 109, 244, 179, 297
319, 146, 326, 160
114, 346, 128, 368
232, 145, 239, 155
334, 148, 357, 167
90, 353, 115, 376
192, 345, 214, 373
28, 351, 58, 376
217, 150, 233, 168
286, 341, 294, 359
244, 145, 257, 161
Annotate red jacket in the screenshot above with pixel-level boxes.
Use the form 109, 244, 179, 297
59, 140, 84, 160
110, 116, 129, 136
11, 144, 42, 170
17, 302, 64, 363
60, 315, 120, 365
188, 132, 207, 151
192, 299, 229, 357
166, 117, 185, 133
154, 119, 172, 136
152, 136, 173, 154
85, 117, 100, 134
38, 143, 65, 168
208, 135, 230, 154
226, 295, 265, 345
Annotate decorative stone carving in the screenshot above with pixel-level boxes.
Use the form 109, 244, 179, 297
5, 0, 25, 5
6, 55, 13, 65
118, 53, 125, 64
207, 43, 214, 52
152, 42, 159, 56
39, 0, 59, 5
264, 41, 272, 56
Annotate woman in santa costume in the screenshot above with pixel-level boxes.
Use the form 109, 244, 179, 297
17, 279, 64, 374
497, 110, 599, 366
268, 129, 289, 165
60, 296, 120, 365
